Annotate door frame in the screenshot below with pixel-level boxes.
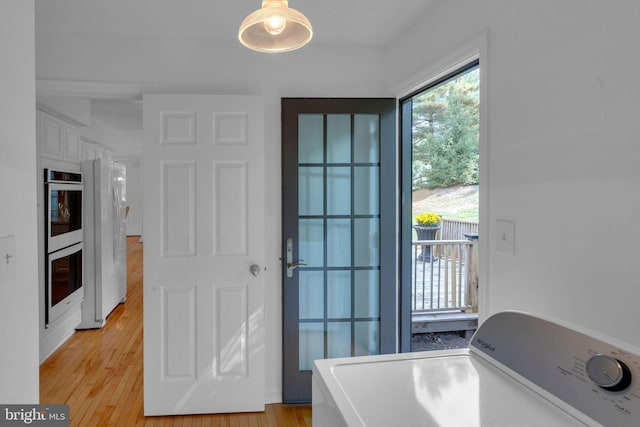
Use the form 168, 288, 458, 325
398, 54, 486, 352
281, 98, 398, 403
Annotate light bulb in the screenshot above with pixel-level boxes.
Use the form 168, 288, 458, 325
264, 15, 286, 35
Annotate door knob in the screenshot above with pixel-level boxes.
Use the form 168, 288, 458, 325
250, 264, 261, 277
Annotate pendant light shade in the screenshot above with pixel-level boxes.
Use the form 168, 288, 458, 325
239, 0, 313, 53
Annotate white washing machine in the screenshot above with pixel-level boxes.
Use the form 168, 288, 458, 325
312, 311, 640, 426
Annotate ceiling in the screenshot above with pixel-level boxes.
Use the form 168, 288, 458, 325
35, 0, 437, 48
35, 0, 438, 155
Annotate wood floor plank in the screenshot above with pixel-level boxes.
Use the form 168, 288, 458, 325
40, 237, 311, 426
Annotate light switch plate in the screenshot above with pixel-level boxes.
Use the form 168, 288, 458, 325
496, 220, 515, 255
0, 235, 17, 285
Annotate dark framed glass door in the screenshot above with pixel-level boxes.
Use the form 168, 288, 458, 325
282, 98, 397, 403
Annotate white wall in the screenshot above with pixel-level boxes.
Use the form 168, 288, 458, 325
36, 33, 387, 401
0, 0, 39, 403
384, 0, 640, 348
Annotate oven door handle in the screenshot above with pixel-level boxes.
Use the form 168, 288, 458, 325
47, 182, 84, 192
48, 241, 83, 259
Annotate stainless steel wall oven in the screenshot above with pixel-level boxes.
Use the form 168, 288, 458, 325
44, 169, 84, 326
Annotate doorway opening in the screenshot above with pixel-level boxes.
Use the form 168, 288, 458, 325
400, 61, 481, 352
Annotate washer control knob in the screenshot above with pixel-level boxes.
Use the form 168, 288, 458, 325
586, 354, 632, 392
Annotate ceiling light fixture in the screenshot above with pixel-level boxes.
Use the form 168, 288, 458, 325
238, 0, 313, 53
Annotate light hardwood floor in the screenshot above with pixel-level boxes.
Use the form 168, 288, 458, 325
40, 236, 312, 427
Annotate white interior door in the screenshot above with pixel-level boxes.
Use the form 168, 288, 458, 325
143, 94, 265, 415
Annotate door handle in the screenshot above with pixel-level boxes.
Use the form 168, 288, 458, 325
286, 237, 306, 277
287, 261, 306, 271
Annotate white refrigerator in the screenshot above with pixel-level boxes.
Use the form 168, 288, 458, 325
78, 158, 127, 329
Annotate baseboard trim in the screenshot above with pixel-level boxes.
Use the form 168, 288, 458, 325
264, 389, 282, 405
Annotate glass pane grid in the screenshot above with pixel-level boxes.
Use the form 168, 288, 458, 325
298, 113, 382, 371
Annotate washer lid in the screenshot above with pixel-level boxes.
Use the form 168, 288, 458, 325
325, 351, 586, 427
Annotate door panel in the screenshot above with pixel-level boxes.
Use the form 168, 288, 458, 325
282, 98, 396, 403
143, 95, 265, 415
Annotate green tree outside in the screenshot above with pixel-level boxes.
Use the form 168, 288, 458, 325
412, 68, 479, 190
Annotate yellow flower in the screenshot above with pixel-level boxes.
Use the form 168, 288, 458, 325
415, 212, 441, 226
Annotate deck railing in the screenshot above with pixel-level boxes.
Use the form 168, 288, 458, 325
439, 218, 479, 240
412, 237, 478, 313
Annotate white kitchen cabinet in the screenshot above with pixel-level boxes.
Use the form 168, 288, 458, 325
81, 139, 113, 161
37, 109, 81, 163
83, 141, 96, 160
64, 126, 81, 161
39, 112, 63, 159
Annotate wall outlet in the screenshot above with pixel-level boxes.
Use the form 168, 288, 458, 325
0, 235, 17, 285
496, 220, 515, 255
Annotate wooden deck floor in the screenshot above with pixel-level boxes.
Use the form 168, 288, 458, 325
40, 236, 311, 427
412, 255, 469, 311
